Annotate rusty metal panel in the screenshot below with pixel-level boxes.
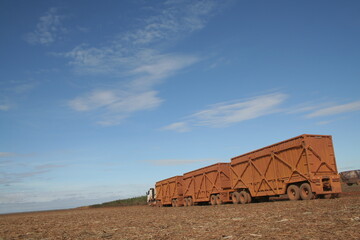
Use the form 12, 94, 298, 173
155, 176, 184, 206
183, 163, 231, 203
230, 134, 341, 197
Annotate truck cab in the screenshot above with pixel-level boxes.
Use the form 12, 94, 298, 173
146, 188, 156, 206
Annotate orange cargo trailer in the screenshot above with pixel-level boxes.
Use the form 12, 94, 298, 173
155, 176, 184, 207
183, 163, 232, 206
230, 134, 342, 204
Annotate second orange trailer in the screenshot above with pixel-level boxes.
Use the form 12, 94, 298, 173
182, 163, 232, 206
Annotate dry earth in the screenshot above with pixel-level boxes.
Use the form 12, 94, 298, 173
1, 186, 359, 240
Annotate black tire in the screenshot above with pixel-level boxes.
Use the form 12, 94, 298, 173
239, 191, 248, 204
188, 197, 194, 206
287, 184, 300, 201
210, 195, 217, 205
347, 183, 353, 186
300, 183, 314, 200
244, 192, 252, 203
216, 194, 222, 205
232, 192, 240, 204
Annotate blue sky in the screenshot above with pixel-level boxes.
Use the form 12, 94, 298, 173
1, 0, 360, 213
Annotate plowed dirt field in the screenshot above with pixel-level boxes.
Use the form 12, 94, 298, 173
1, 186, 359, 240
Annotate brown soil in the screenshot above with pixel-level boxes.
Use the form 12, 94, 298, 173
1, 185, 360, 240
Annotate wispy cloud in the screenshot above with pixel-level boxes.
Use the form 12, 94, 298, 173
0, 104, 11, 111
121, 0, 217, 45
0, 183, 147, 213
0, 78, 40, 112
25, 7, 67, 45
66, 52, 198, 125
35, 164, 65, 170
61, 0, 216, 76
0, 152, 15, 157
0, 152, 36, 158
0, 161, 65, 186
69, 89, 163, 126
306, 101, 360, 118
0, 170, 49, 185
145, 158, 217, 166
162, 122, 191, 132
316, 120, 332, 125
64, 1, 218, 125
163, 93, 287, 131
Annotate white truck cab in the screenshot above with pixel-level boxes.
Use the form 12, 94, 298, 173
146, 188, 156, 206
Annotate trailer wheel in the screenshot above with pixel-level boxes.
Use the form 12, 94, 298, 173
239, 191, 248, 204
215, 194, 222, 205
300, 183, 314, 200
188, 197, 194, 206
232, 192, 240, 204
244, 192, 252, 203
287, 185, 300, 200
210, 195, 217, 205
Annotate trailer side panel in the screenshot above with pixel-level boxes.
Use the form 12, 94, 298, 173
155, 176, 184, 206
183, 163, 232, 204
230, 134, 341, 198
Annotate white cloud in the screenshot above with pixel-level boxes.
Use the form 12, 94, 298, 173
26, 8, 67, 45
192, 93, 287, 127
0, 161, 65, 186
0, 183, 147, 213
0, 80, 39, 111
316, 121, 331, 125
69, 90, 119, 112
35, 164, 65, 170
61, 0, 214, 77
62, 44, 127, 75
129, 53, 198, 89
66, 51, 197, 125
162, 122, 191, 132
107, 91, 163, 113
69, 89, 163, 126
0, 104, 11, 111
306, 101, 360, 118
63, 1, 218, 125
0, 152, 36, 158
164, 93, 287, 131
121, 0, 217, 45
287, 103, 326, 114
0, 152, 14, 157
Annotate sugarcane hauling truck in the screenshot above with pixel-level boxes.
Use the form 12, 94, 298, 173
340, 170, 360, 186
147, 134, 342, 207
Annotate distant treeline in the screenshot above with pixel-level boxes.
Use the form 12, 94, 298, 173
90, 196, 147, 208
